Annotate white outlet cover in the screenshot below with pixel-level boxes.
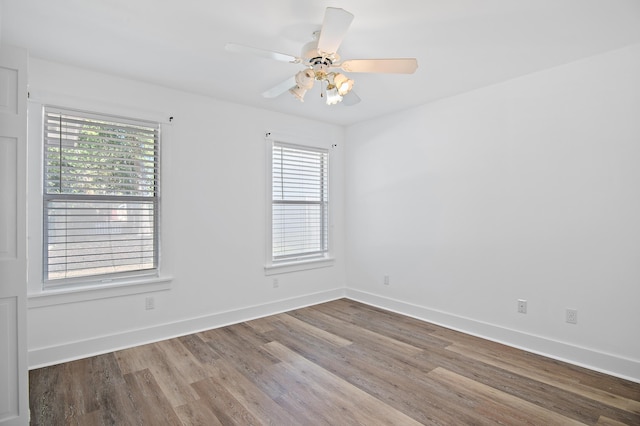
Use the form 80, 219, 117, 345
145, 297, 155, 310
517, 299, 527, 314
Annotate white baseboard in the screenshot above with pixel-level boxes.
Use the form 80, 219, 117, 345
29, 286, 639, 384
28, 288, 346, 369
345, 288, 640, 384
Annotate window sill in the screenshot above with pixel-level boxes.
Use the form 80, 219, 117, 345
264, 257, 334, 276
27, 275, 173, 308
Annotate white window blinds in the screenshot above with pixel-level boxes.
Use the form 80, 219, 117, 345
272, 142, 328, 261
43, 106, 159, 284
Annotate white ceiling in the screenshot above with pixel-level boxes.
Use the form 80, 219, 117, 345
2, 0, 640, 126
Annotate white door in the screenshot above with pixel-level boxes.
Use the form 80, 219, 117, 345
0, 46, 29, 425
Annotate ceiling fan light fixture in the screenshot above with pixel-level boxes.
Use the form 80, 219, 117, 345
289, 69, 316, 102
295, 69, 315, 88
289, 85, 308, 102
325, 85, 343, 105
289, 69, 317, 102
333, 73, 354, 96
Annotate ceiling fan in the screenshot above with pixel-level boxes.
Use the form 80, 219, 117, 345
225, 7, 418, 106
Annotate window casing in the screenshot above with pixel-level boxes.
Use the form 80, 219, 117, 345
43, 106, 160, 286
271, 141, 329, 263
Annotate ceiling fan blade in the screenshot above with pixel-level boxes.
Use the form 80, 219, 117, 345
225, 43, 300, 63
317, 7, 354, 55
341, 91, 361, 106
262, 76, 296, 98
339, 58, 418, 74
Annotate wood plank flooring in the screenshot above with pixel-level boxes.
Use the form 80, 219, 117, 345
29, 299, 640, 425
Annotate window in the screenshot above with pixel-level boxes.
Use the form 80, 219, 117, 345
43, 106, 160, 286
271, 141, 329, 263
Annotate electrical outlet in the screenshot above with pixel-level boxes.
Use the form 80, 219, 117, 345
566, 309, 578, 324
517, 299, 527, 314
145, 296, 155, 310
384, 275, 390, 285
273, 278, 279, 288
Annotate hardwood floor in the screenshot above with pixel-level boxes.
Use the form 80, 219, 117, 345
29, 299, 640, 425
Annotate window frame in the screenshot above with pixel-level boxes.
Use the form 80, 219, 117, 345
41, 105, 161, 288
264, 132, 334, 275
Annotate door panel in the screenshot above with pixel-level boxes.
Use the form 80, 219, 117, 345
0, 298, 18, 419
0, 137, 17, 259
0, 46, 28, 426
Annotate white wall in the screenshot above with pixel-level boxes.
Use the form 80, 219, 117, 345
24, 44, 640, 382
26, 58, 346, 366
345, 44, 640, 381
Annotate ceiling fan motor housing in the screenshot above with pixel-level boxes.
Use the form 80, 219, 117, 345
301, 33, 340, 69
